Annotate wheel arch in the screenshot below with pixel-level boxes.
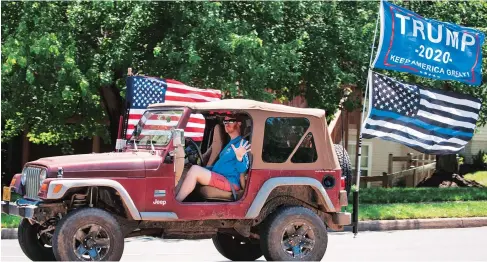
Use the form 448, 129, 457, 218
245, 177, 336, 219
46, 179, 141, 220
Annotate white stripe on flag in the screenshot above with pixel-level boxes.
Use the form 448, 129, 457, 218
420, 99, 479, 120
420, 89, 480, 110
165, 90, 221, 102
127, 129, 204, 138
417, 110, 476, 129
127, 119, 205, 128
166, 82, 222, 97
362, 129, 464, 151
364, 118, 468, 145
128, 110, 206, 120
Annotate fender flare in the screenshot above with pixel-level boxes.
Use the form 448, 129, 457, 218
47, 179, 141, 220
245, 177, 336, 219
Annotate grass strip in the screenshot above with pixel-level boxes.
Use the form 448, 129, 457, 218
465, 171, 487, 187
1, 213, 21, 228
358, 187, 487, 204
344, 201, 487, 221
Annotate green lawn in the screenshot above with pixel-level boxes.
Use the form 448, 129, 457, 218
358, 187, 487, 204
465, 171, 487, 187
1, 213, 21, 228
344, 201, 487, 221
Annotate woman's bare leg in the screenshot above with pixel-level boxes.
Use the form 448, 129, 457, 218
175, 165, 212, 202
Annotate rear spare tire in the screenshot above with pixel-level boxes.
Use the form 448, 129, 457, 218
52, 208, 124, 261
334, 144, 352, 195
212, 232, 262, 261
260, 206, 328, 261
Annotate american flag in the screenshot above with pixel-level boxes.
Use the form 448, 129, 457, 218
125, 76, 222, 141
363, 72, 481, 154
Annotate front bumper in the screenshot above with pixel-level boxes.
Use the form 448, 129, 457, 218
1, 199, 39, 218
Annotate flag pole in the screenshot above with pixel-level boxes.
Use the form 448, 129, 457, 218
352, 3, 381, 237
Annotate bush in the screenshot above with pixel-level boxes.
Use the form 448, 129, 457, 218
358, 187, 487, 204
472, 150, 487, 169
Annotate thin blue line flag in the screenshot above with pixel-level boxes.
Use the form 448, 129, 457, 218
363, 72, 481, 155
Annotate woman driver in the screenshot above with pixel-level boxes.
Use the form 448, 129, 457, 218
175, 114, 251, 202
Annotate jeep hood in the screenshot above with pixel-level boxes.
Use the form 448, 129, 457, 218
28, 152, 162, 178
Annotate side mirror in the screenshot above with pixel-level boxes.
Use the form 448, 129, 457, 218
172, 129, 185, 147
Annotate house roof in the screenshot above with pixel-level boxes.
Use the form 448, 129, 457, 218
148, 99, 326, 118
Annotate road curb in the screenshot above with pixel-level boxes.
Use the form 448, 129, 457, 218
1, 228, 17, 239
2, 217, 487, 239
343, 217, 487, 232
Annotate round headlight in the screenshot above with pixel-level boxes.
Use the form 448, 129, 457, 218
21, 169, 27, 185
40, 169, 47, 186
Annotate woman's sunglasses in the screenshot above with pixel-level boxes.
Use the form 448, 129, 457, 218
223, 119, 237, 125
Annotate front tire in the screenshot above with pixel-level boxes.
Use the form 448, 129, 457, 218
260, 206, 328, 261
52, 208, 124, 261
212, 232, 262, 261
18, 218, 56, 261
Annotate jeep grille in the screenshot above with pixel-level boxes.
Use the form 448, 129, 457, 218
24, 166, 43, 199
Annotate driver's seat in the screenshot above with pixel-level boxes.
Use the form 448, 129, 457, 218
203, 124, 225, 166
199, 153, 252, 201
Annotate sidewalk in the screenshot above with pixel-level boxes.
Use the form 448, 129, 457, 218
3, 217, 487, 239
342, 217, 487, 232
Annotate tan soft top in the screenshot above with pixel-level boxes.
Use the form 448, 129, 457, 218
148, 99, 326, 118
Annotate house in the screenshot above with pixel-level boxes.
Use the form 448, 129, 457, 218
461, 125, 487, 164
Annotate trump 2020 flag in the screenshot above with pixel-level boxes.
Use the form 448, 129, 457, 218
125, 76, 222, 141
372, 0, 485, 86
363, 72, 481, 154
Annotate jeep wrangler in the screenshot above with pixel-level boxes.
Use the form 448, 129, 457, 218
2, 99, 351, 261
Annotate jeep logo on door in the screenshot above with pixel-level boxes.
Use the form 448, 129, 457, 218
153, 199, 167, 205
153, 190, 167, 205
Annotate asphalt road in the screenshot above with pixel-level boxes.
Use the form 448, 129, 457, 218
2, 227, 486, 261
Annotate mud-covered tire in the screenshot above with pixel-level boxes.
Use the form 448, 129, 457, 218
18, 218, 56, 261
52, 208, 124, 261
334, 144, 352, 195
260, 206, 328, 261
212, 233, 262, 261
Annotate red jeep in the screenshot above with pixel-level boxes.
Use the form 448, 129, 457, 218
2, 99, 351, 261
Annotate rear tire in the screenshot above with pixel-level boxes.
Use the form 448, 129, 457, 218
260, 206, 328, 261
212, 232, 262, 261
52, 208, 124, 261
334, 144, 352, 195
18, 219, 56, 261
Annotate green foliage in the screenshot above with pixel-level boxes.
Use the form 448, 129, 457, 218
358, 187, 487, 204
1, 213, 21, 228
344, 201, 487, 221
2, 1, 486, 149
472, 150, 487, 169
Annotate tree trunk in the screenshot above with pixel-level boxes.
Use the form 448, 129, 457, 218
417, 154, 483, 187
99, 80, 125, 148
435, 154, 458, 175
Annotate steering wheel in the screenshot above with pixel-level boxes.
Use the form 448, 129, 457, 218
184, 137, 204, 166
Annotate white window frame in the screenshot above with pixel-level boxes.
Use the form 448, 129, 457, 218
347, 141, 373, 177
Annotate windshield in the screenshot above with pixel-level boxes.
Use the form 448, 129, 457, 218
128, 110, 184, 147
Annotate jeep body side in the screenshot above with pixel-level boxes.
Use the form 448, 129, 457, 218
2, 99, 351, 261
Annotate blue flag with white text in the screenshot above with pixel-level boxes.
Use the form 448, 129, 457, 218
372, 1, 485, 86
363, 72, 481, 155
